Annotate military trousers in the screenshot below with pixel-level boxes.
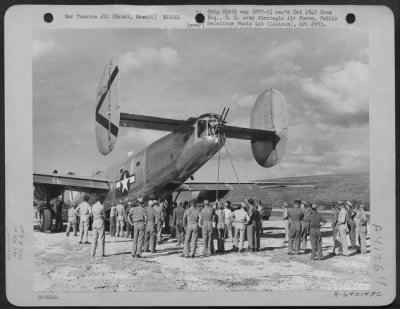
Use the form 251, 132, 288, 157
79, 219, 89, 242
224, 221, 233, 241
247, 222, 256, 249
216, 226, 225, 252
126, 221, 134, 239
109, 216, 116, 237
202, 224, 215, 254
66, 218, 76, 236
233, 224, 246, 250
183, 223, 198, 257
289, 221, 301, 252
359, 225, 367, 254
144, 222, 156, 252
283, 219, 289, 242
91, 219, 105, 256
348, 222, 356, 248
309, 227, 322, 259
132, 222, 145, 256
156, 221, 164, 242
300, 221, 309, 251
332, 226, 343, 254
354, 218, 360, 246
175, 223, 184, 246
338, 224, 349, 256
116, 217, 125, 237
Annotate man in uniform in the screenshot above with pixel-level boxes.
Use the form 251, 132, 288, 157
144, 200, 157, 253
337, 201, 349, 256
115, 200, 126, 238
282, 202, 289, 245
182, 200, 201, 258
358, 204, 368, 254
109, 203, 116, 237
223, 201, 233, 242
215, 201, 225, 253
199, 200, 215, 256
125, 201, 134, 239
91, 196, 106, 257
345, 201, 357, 250
245, 198, 257, 252
127, 196, 147, 258
287, 200, 304, 255
300, 201, 311, 253
331, 204, 343, 255
156, 200, 166, 244
66, 204, 76, 237
232, 202, 250, 252
306, 203, 327, 260
75, 195, 92, 244
172, 201, 185, 247
54, 198, 64, 232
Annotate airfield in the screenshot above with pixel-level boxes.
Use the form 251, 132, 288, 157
34, 209, 370, 292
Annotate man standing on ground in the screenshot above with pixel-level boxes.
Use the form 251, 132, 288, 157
144, 200, 157, 253
282, 202, 289, 245
109, 203, 116, 237
66, 204, 76, 237
172, 201, 185, 247
199, 200, 215, 256
223, 201, 233, 242
215, 202, 225, 253
287, 200, 303, 255
182, 200, 201, 258
125, 201, 134, 239
128, 196, 147, 258
331, 204, 343, 255
300, 201, 311, 253
91, 196, 106, 258
232, 202, 250, 252
345, 201, 357, 250
306, 203, 327, 260
358, 204, 368, 254
245, 198, 257, 252
115, 200, 126, 238
75, 195, 92, 244
337, 201, 349, 256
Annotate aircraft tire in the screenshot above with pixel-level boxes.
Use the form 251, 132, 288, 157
40, 208, 53, 232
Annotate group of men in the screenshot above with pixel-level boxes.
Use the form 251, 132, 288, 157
281, 199, 368, 260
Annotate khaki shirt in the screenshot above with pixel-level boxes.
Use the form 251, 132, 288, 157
215, 209, 225, 228
92, 201, 105, 220
183, 207, 200, 226
68, 207, 76, 219
338, 208, 347, 225
130, 206, 147, 224
232, 208, 250, 227
75, 201, 91, 221
172, 206, 185, 226
223, 208, 232, 224
146, 206, 156, 223
200, 206, 215, 227
288, 207, 303, 222
115, 203, 126, 219
110, 206, 116, 217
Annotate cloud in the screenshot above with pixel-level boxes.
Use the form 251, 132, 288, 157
32, 39, 55, 58
232, 93, 257, 108
118, 47, 179, 72
263, 40, 303, 74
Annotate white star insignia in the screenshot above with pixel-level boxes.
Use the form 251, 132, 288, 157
120, 174, 129, 193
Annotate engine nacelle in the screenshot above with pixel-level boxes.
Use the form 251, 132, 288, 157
250, 88, 288, 167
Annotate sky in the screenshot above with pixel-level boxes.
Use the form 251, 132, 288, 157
33, 28, 369, 182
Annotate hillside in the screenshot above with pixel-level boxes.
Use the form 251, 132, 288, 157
222, 172, 370, 208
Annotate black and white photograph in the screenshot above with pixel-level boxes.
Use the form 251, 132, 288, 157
4, 4, 396, 306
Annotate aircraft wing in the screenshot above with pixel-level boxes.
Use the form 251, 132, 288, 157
224, 125, 279, 142
120, 113, 197, 132
34, 172, 110, 201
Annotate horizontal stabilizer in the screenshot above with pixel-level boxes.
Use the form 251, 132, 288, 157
224, 125, 279, 142
120, 113, 196, 132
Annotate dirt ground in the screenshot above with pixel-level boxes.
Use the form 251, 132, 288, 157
34, 216, 370, 292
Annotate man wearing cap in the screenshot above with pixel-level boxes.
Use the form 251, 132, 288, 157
358, 204, 368, 254
127, 196, 147, 258
245, 198, 258, 252
182, 200, 201, 258
172, 201, 185, 247
331, 204, 343, 256
306, 203, 327, 260
287, 200, 304, 254
337, 201, 349, 256
109, 203, 116, 237
345, 201, 357, 250
300, 201, 311, 253
75, 195, 92, 244
282, 202, 289, 245
144, 200, 157, 253
115, 200, 126, 238
91, 196, 106, 257
215, 201, 226, 253
199, 200, 216, 256
232, 202, 250, 252
223, 201, 233, 242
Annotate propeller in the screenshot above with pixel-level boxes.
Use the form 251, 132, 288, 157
215, 107, 230, 136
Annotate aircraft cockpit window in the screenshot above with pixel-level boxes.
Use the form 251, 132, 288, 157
197, 120, 207, 138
